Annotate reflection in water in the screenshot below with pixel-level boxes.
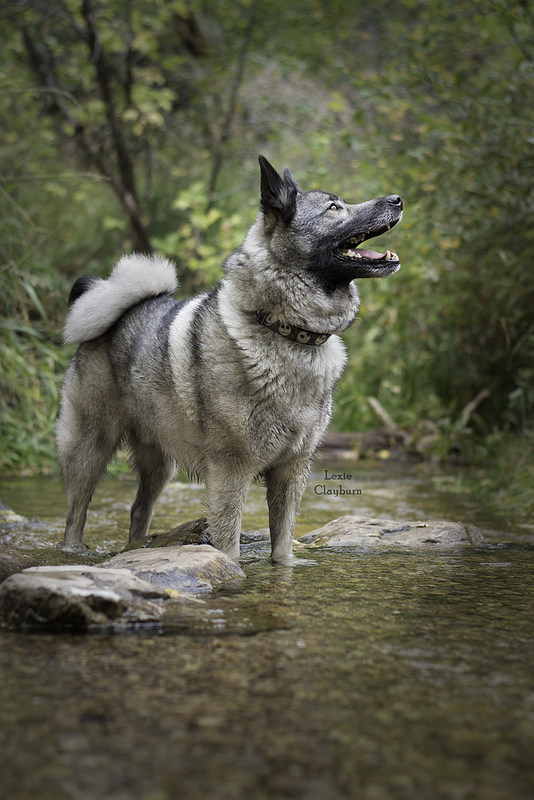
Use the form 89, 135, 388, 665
1, 465, 534, 798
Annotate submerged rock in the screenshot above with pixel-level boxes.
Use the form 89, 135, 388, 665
0, 500, 31, 529
300, 516, 484, 547
0, 497, 52, 545
0, 565, 168, 630
101, 544, 245, 593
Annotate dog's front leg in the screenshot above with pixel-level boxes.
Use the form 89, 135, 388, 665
265, 459, 310, 563
205, 461, 253, 561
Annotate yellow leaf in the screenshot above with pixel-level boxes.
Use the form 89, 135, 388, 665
438, 238, 460, 250
327, 91, 347, 113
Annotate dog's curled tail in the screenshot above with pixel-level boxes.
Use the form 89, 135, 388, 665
63, 254, 178, 345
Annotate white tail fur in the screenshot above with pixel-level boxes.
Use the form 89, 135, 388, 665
63, 254, 178, 345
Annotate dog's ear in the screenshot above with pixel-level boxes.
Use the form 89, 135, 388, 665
258, 155, 298, 224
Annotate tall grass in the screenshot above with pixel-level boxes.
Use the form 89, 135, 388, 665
0, 254, 68, 473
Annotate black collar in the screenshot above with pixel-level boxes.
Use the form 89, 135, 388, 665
250, 310, 332, 347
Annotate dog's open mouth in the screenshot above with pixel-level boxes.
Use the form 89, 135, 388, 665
338, 220, 400, 265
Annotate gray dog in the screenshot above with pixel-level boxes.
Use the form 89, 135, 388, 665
57, 156, 403, 562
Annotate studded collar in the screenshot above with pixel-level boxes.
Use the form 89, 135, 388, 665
250, 310, 332, 347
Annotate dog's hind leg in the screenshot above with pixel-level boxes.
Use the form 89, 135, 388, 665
129, 443, 175, 542
265, 459, 310, 563
60, 433, 120, 548
58, 348, 122, 548
205, 461, 253, 561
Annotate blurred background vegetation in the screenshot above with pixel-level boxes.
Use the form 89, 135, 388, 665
1, 0, 532, 523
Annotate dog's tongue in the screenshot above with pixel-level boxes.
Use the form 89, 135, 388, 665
359, 248, 389, 260
343, 245, 399, 262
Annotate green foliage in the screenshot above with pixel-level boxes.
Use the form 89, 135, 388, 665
332, 0, 534, 445
153, 181, 251, 286
0, 243, 68, 473
433, 431, 534, 528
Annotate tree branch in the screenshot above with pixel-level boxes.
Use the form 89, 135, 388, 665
206, 4, 256, 210
80, 0, 152, 252
22, 12, 153, 253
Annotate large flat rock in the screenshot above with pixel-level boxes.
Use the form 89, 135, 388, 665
0, 544, 245, 631
300, 516, 484, 548
101, 544, 245, 593
0, 565, 168, 630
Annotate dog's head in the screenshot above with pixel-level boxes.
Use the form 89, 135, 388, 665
258, 155, 403, 286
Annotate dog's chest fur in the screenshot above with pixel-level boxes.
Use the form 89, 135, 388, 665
165, 283, 346, 469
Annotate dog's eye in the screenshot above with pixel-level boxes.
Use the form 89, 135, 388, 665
328, 203, 341, 211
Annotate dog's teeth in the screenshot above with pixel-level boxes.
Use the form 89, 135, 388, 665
341, 248, 363, 259
385, 250, 392, 260
340, 245, 369, 260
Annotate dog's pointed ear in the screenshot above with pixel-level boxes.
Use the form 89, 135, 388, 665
258, 155, 298, 224
283, 166, 299, 189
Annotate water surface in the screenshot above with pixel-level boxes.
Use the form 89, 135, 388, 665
1, 464, 533, 799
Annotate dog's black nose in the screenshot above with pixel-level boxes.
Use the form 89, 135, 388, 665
387, 195, 403, 209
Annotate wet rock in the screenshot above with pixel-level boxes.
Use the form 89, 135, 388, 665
124, 518, 270, 553
240, 529, 270, 545
124, 517, 211, 550
100, 544, 246, 593
300, 516, 485, 548
0, 548, 40, 583
147, 517, 212, 547
0, 565, 168, 630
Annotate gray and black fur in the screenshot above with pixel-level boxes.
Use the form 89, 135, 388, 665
57, 156, 403, 562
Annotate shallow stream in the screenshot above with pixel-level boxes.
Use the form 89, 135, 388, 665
1, 462, 533, 799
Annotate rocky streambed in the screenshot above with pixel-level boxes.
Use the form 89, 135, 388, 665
1, 506, 487, 631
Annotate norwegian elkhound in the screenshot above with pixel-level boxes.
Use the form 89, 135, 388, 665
57, 156, 403, 562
